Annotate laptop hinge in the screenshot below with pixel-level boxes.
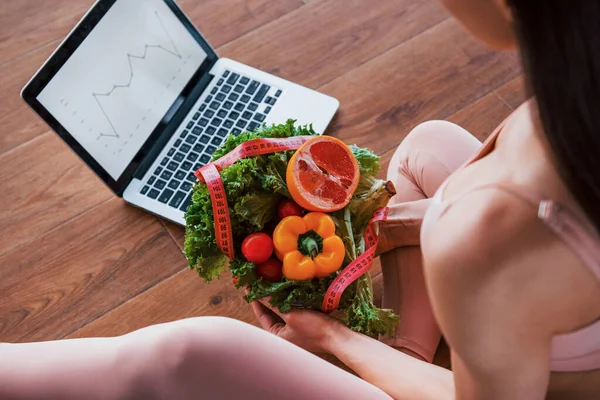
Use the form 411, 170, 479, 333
133, 72, 214, 181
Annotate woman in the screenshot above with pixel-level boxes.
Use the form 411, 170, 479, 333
2, 1, 600, 399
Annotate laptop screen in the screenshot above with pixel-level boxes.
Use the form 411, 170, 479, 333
37, 0, 208, 180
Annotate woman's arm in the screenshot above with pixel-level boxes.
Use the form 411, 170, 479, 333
252, 299, 453, 400
324, 325, 454, 400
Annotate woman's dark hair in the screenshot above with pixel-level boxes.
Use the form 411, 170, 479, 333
507, 1, 600, 230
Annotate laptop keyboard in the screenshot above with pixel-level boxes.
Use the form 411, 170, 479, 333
139, 69, 282, 212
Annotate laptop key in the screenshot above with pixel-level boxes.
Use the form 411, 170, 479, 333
160, 157, 168, 166
218, 128, 228, 137
180, 144, 191, 153
265, 106, 272, 114
181, 182, 192, 192
211, 137, 222, 146
242, 111, 252, 120
228, 111, 240, 120
240, 76, 250, 85
232, 128, 242, 136
154, 166, 163, 175
192, 113, 200, 121
180, 130, 189, 138
175, 170, 186, 180
167, 148, 175, 157
182, 161, 192, 171
187, 152, 199, 161
206, 126, 216, 135
253, 84, 270, 103
236, 119, 248, 129
275, 89, 282, 97
224, 120, 234, 129
193, 144, 205, 153
222, 70, 230, 78
198, 118, 209, 127
204, 110, 215, 119
206, 95, 213, 103
206, 146, 217, 155
155, 179, 166, 190
216, 78, 224, 86
221, 85, 232, 94
148, 176, 156, 185
216, 93, 226, 102
227, 73, 239, 85
167, 161, 178, 171
148, 188, 160, 199
228, 93, 239, 102
248, 102, 258, 111
174, 139, 182, 147
199, 135, 210, 144
187, 172, 196, 182
211, 87, 218, 95
246, 80, 260, 95
192, 126, 203, 135
199, 103, 206, 112
234, 85, 244, 93
265, 96, 274, 105
168, 179, 180, 190
186, 121, 194, 129
223, 101, 234, 110
248, 121, 260, 132
253, 113, 266, 122
200, 154, 211, 164
185, 135, 197, 144
169, 190, 186, 208
161, 171, 173, 180
174, 152, 185, 162
141, 185, 149, 195
158, 189, 174, 204
267, 97, 277, 105
193, 163, 202, 171
179, 191, 194, 211
234, 103, 245, 112
217, 110, 227, 118
240, 94, 251, 103
209, 101, 220, 110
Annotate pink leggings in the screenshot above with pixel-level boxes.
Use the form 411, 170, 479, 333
0, 121, 481, 399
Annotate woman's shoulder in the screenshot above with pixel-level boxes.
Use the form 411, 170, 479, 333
424, 185, 600, 336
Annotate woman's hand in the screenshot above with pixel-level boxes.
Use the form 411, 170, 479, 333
250, 299, 345, 353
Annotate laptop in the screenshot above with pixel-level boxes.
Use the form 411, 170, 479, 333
21, 0, 339, 226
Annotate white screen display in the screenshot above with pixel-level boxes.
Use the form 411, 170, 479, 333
38, 0, 207, 180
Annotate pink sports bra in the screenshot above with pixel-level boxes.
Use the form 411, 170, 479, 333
421, 113, 600, 373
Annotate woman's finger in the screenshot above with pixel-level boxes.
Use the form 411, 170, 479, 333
250, 301, 279, 330
258, 297, 289, 321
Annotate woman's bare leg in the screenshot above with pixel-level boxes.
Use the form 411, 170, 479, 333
0, 317, 392, 400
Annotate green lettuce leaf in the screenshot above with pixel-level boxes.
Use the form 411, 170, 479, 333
234, 192, 282, 231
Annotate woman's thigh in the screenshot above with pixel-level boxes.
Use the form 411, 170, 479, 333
388, 120, 482, 203
134, 317, 393, 400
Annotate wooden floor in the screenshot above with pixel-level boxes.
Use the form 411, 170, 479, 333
0, 0, 524, 364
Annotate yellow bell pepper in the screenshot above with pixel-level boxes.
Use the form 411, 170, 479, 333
273, 212, 345, 280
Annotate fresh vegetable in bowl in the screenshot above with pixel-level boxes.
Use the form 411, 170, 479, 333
184, 119, 399, 337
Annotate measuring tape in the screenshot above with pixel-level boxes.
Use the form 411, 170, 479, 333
321, 207, 388, 313
195, 135, 388, 312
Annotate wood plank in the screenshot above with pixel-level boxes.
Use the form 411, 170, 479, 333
0, 133, 113, 257
323, 19, 520, 158
495, 74, 526, 110
0, 198, 185, 342
220, 0, 449, 89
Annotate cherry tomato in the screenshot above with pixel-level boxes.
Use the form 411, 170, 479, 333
256, 258, 283, 282
278, 200, 304, 219
241, 233, 273, 264
232, 276, 239, 285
